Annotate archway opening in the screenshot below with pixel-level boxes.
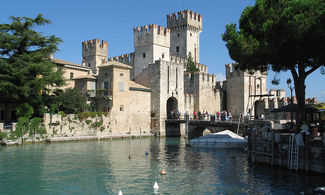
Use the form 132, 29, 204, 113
166, 97, 178, 119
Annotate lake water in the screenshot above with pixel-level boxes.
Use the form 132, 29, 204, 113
0, 137, 324, 194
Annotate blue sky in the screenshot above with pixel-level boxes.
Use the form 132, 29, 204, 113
1, 0, 324, 102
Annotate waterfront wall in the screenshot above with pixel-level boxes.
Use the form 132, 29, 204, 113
43, 113, 152, 137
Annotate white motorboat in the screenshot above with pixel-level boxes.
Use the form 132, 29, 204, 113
190, 130, 247, 149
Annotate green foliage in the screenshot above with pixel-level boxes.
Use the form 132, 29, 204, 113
0, 132, 7, 140
184, 52, 199, 72
96, 112, 102, 117
222, 0, 325, 125
15, 117, 30, 142
100, 126, 105, 132
90, 112, 96, 118
16, 103, 34, 118
52, 88, 87, 114
91, 121, 103, 129
0, 14, 64, 116
85, 119, 92, 125
58, 111, 65, 117
50, 104, 59, 115
29, 117, 44, 138
103, 112, 108, 117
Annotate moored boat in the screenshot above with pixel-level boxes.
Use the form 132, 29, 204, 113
190, 130, 247, 149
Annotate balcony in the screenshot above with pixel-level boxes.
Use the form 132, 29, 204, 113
88, 89, 112, 100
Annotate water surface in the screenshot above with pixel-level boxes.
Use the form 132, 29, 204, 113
0, 137, 323, 194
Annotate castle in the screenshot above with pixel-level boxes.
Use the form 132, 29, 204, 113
0, 10, 291, 136
51, 10, 289, 136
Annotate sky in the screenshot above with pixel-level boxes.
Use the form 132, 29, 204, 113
1, 0, 324, 102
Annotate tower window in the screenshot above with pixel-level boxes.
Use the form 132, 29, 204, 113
143, 53, 146, 58
120, 73, 124, 76
190, 33, 192, 37
257, 84, 260, 89
120, 105, 124, 112
176, 46, 179, 53
70, 72, 74, 79
177, 33, 180, 37
88, 63, 91, 67
162, 53, 165, 59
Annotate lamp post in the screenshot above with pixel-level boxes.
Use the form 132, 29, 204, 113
287, 78, 295, 127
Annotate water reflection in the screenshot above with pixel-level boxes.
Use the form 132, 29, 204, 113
0, 138, 324, 194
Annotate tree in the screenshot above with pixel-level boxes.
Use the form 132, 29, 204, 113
29, 117, 45, 141
15, 117, 30, 143
0, 14, 64, 116
184, 52, 199, 72
54, 88, 87, 114
222, 0, 325, 129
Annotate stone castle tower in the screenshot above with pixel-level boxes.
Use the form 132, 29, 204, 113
82, 39, 108, 74
225, 63, 268, 118
133, 24, 170, 78
167, 10, 202, 62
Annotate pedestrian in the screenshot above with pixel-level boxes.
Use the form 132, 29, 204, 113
216, 111, 220, 121
198, 111, 202, 120
228, 111, 232, 121
193, 111, 197, 120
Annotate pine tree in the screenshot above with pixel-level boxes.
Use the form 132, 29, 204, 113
0, 14, 64, 116
184, 52, 199, 72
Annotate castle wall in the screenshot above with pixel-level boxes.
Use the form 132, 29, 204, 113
135, 59, 185, 136
129, 89, 151, 134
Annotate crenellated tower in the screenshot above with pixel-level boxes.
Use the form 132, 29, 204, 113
133, 24, 170, 78
82, 39, 108, 74
167, 10, 202, 63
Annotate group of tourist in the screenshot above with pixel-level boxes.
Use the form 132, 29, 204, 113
216, 110, 232, 121
169, 109, 181, 119
193, 110, 210, 120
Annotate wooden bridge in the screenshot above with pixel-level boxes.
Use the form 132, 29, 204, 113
165, 117, 246, 138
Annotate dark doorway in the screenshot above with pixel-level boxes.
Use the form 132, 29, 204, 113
166, 97, 178, 119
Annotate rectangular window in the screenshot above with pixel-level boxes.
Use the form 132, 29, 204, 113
104, 82, 109, 95
120, 105, 124, 112
119, 82, 124, 91
70, 72, 74, 79
120, 73, 124, 76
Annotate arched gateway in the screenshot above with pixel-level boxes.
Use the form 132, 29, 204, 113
166, 97, 178, 119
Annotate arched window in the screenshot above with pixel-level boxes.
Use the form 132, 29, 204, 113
143, 53, 146, 58
176, 46, 179, 53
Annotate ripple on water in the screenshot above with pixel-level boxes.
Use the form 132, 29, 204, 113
0, 138, 324, 194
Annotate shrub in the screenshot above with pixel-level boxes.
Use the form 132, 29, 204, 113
103, 112, 108, 117
58, 111, 66, 118
85, 119, 92, 125
90, 112, 96, 118
96, 112, 102, 117
100, 126, 105, 132
0, 132, 8, 140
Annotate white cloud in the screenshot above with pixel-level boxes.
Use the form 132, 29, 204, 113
322, 91, 325, 95
215, 73, 226, 81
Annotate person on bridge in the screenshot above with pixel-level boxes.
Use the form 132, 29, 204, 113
193, 111, 197, 120
216, 111, 220, 121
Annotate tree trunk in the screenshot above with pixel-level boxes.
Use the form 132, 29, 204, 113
292, 65, 306, 132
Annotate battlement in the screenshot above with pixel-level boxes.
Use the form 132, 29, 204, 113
170, 55, 207, 73
134, 24, 170, 47
167, 10, 202, 31
170, 55, 186, 64
82, 39, 108, 57
184, 72, 217, 88
82, 39, 108, 50
109, 53, 135, 65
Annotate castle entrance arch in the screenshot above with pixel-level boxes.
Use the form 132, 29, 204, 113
166, 97, 178, 119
